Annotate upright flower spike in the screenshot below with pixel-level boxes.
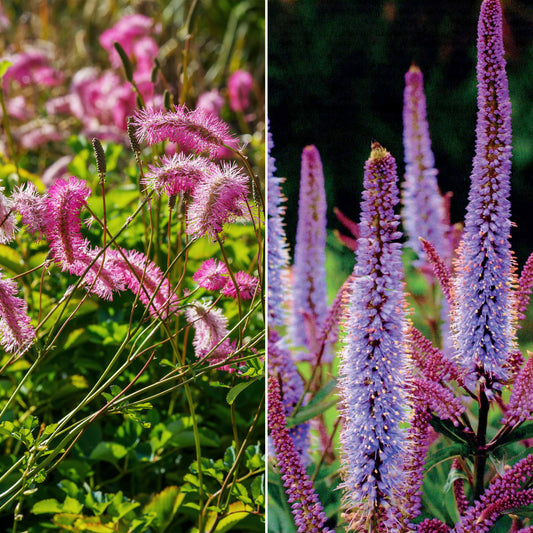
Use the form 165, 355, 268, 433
267, 126, 291, 328
291, 145, 328, 361
268, 376, 334, 533
452, 0, 514, 388
267, 127, 309, 458
402, 64, 449, 266
339, 142, 406, 526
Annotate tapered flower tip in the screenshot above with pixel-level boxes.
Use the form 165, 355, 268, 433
408, 63, 421, 74
370, 140, 389, 160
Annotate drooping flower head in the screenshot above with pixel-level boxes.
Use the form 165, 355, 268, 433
11, 182, 47, 238
339, 142, 407, 526
185, 300, 233, 364
112, 249, 178, 319
44, 176, 92, 268
133, 106, 238, 158
290, 145, 328, 360
0, 272, 35, 356
268, 376, 334, 533
402, 64, 449, 267
193, 258, 229, 291
221, 271, 258, 300
452, 0, 514, 388
0, 188, 16, 244
186, 162, 249, 241
44, 177, 125, 300
142, 153, 215, 197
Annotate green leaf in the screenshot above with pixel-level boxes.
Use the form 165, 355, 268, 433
430, 416, 473, 446
89, 441, 129, 466
62, 496, 84, 514
251, 475, 264, 504
32, 498, 63, 514
0, 60, 13, 79
226, 379, 257, 405
424, 444, 470, 473
213, 503, 252, 532
0, 244, 25, 274
114, 42, 133, 82
493, 422, 533, 450
142, 486, 184, 532
287, 379, 337, 428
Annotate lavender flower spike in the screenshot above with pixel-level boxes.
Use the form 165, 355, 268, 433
452, 0, 514, 388
291, 145, 328, 361
267, 127, 309, 457
339, 142, 407, 527
402, 64, 449, 266
267, 125, 290, 328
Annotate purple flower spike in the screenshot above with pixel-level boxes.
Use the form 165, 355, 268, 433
267, 126, 291, 328
268, 376, 334, 533
0, 272, 35, 356
455, 453, 533, 532
516, 251, 533, 323
291, 145, 328, 361
453, 0, 515, 388
402, 64, 449, 267
417, 518, 451, 533
339, 142, 406, 525
505, 351, 533, 425
392, 407, 432, 526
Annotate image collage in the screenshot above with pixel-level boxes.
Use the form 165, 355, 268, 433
1, 0, 533, 532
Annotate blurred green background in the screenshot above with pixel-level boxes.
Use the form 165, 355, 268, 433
268, 0, 533, 269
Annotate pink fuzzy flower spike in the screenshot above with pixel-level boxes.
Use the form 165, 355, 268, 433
11, 182, 47, 238
185, 301, 234, 365
112, 249, 178, 319
186, 162, 249, 241
0, 272, 35, 355
228, 70, 253, 112
0, 188, 16, 244
193, 258, 229, 291
221, 271, 258, 300
133, 106, 238, 158
142, 153, 215, 197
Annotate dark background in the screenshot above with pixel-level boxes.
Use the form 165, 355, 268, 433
268, 0, 533, 268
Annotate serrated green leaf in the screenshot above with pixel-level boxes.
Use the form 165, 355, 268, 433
143, 486, 184, 532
